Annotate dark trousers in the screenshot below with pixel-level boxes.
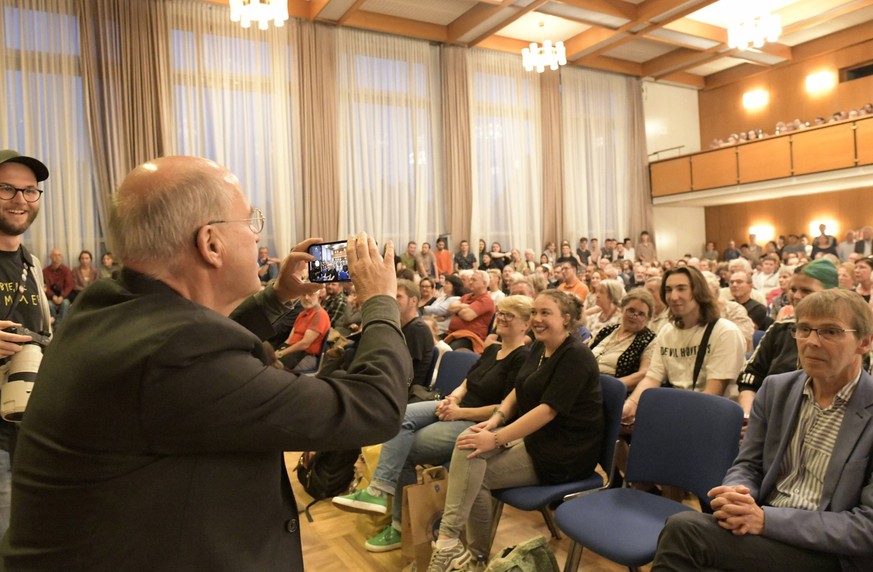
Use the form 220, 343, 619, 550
652, 511, 840, 572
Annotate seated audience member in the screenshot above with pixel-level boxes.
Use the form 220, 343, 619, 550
556, 241, 578, 266
501, 266, 517, 294
321, 281, 348, 325
277, 289, 330, 371
738, 259, 839, 414
70, 250, 98, 303
417, 277, 437, 313
722, 240, 740, 261
781, 234, 806, 261
331, 296, 532, 553
721, 258, 766, 305
729, 271, 773, 332
423, 275, 464, 336
522, 248, 537, 275
507, 248, 526, 275
395, 279, 434, 387
42, 248, 73, 326
99, 251, 120, 279
415, 241, 438, 280
557, 259, 589, 301
335, 286, 363, 336
486, 268, 505, 304
854, 256, 873, 303
510, 276, 538, 298
622, 267, 746, 423
768, 266, 793, 318
586, 279, 625, 339
589, 289, 657, 391
636, 231, 655, 263
488, 242, 508, 270
479, 252, 497, 271
838, 262, 855, 290
752, 254, 780, 300
257, 246, 279, 284
576, 238, 590, 266
434, 238, 453, 278
702, 271, 754, 353
653, 288, 873, 572
453, 240, 477, 273
623, 238, 635, 262
445, 270, 495, 350
542, 241, 557, 267
702, 241, 718, 262
399, 241, 417, 272
588, 238, 602, 264
585, 269, 605, 309
426, 291, 603, 569
645, 276, 669, 335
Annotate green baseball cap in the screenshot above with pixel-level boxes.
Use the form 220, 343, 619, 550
0, 149, 49, 182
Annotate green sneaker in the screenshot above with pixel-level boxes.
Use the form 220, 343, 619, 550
331, 488, 388, 514
364, 525, 402, 553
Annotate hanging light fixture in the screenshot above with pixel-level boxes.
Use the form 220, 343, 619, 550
522, 40, 567, 73
727, 11, 781, 51
229, 0, 289, 31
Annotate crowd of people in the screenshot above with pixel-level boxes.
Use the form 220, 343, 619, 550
0, 146, 870, 571
707, 101, 873, 149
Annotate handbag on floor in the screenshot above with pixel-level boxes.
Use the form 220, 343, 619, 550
401, 465, 448, 570
485, 536, 560, 572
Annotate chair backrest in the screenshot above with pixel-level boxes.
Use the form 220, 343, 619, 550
596, 374, 627, 479
433, 351, 480, 396
752, 329, 766, 349
625, 388, 743, 510
424, 348, 442, 389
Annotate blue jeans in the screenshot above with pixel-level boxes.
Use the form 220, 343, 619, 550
0, 450, 10, 537
369, 400, 473, 525
49, 298, 70, 326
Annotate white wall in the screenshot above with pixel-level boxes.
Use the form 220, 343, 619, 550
642, 81, 701, 158
652, 206, 707, 262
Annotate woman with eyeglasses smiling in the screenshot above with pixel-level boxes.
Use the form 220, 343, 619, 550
589, 289, 658, 391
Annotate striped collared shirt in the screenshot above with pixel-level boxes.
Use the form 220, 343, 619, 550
767, 372, 860, 510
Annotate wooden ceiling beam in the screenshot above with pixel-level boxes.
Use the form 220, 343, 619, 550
341, 10, 448, 43
658, 70, 706, 88
302, 0, 330, 21
469, 0, 550, 47
336, 0, 366, 26
447, 0, 515, 44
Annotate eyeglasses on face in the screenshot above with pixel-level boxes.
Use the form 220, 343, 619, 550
791, 325, 856, 342
495, 311, 517, 322
0, 183, 42, 203
207, 207, 265, 234
623, 307, 648, 319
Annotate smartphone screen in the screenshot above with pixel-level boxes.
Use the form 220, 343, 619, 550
308, 240, 351, 283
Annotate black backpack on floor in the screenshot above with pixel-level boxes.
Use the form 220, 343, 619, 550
296, 449, 360, 521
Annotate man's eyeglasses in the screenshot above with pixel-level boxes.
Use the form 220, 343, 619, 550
791, 325, 856, 342
0, 184, 42, 203
207, 207, 265, 234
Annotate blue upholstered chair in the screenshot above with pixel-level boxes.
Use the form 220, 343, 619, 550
432, 350, 480, 397
554, 388, 744, 572
487, 374, 627, 551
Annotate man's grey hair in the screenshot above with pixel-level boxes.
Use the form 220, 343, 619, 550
109, 163, 236, 272
728, 258, 752, 274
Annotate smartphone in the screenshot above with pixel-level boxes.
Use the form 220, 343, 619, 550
308, 240, 351, 283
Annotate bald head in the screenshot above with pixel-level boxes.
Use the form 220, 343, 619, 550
110, 157, 238, 273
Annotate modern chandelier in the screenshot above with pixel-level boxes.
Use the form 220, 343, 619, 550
522, 40, 567, 73
727, 11, 781, 51
229, 0, 289, 30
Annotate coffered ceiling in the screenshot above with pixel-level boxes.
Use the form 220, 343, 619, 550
215, 0, 873, 89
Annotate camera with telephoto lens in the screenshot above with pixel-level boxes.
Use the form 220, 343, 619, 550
0, 326, 51, 422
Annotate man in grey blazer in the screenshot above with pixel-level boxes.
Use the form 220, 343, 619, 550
0, 156, 411, 571
653, 288, 873, 571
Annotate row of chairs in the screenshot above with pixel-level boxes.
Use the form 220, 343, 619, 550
416, 348, 746, 570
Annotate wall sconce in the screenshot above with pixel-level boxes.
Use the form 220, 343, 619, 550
748, 225, 775, 243
805, 71, 836, 94
742, 89, 769, 110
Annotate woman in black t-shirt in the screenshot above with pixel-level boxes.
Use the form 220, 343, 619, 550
427, 290, 603, 568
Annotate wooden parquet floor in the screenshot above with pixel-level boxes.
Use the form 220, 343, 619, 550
285, 453, 652, 572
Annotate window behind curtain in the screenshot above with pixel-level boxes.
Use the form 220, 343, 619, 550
0, 0, 100, 261
167, 0, 302, 254
469, 48, 542, 255
336, 28, 444, 247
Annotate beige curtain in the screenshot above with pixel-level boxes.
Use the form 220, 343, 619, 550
299, 21, 339, 240
626, 77, 654, 243
79, 0, 171, 248
540, 69, 564, 248
440, 46, 472, 245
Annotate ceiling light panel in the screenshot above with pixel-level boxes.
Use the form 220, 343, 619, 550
363, 0, 478, 26
318, 0, 358, 21
604, 38, 679, 63
647, 28, 721, 50
492, 11, 590, 43
536, 3, 629, 28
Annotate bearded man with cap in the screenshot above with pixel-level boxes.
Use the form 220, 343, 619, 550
0, 150, 53, 535
737, 259, 839, 414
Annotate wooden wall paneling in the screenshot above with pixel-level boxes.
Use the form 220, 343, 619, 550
691, 147, 737, 190
737, 136, 792, 183
791, 123, 856, 175
650, 157, 692, 197
698, 39, 873, 147
857, 117, 873, 166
